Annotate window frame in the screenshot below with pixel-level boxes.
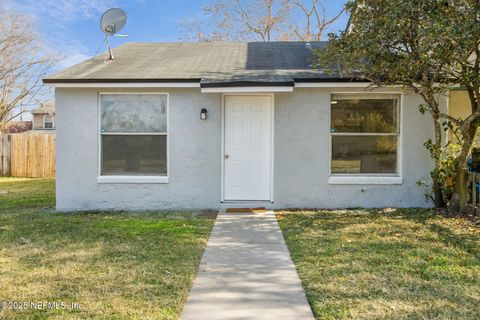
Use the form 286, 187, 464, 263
43, 115, 54, 129
328, 92, 403, 185
97, 92, 169, 184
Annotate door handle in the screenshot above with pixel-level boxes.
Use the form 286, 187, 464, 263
225, 154, 230, 159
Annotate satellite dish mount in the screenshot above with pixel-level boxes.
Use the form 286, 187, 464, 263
100, 8, 128, 61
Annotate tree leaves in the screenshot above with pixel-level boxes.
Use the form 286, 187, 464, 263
315, 0, 480, 208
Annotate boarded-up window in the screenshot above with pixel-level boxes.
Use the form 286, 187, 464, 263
100, 94, 168, 176
330, 94, 400, 175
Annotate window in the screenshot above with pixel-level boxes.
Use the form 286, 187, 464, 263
43, 115, 54, 129
100, 94, 168, 176
330, 94, 400, 175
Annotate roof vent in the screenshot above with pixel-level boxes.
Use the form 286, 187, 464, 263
305, 42, 312, 51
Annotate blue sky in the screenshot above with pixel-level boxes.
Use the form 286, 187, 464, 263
3, 0, 349, 72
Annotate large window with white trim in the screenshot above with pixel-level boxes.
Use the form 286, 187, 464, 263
100, 94, 168, 176
330, 94, 400, 175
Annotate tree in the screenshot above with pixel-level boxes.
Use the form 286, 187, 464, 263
0, 10, 57, 133
180, 0, 344, 42
288, 0, 345, 41
315, 0, 480, 209
192, 0, 291, 42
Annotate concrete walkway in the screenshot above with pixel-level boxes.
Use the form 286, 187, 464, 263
181, 210, 314, 320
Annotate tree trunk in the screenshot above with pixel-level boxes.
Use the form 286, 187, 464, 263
432, 179, 445, 208
450, 124, 477, 211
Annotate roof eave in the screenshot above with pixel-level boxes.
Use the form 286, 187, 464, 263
43, 77, 372, 88
200, 80, 295, 88
43, 78, 202, 88
43, 78, 202, 84
293, 77, 369, 83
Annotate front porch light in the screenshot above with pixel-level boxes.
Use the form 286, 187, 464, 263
200, 108, 208, 120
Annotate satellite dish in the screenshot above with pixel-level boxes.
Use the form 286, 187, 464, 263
99, 8, 128, 60
100, 8, 127, 35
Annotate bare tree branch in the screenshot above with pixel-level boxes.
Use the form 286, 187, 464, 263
0, 10, 58, 132
179, 0, 344, 42
289, 0, 345, 41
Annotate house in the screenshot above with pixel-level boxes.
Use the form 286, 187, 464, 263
43, 42, 446, 211
448, 89, 480, 146
30, 101, 55, 131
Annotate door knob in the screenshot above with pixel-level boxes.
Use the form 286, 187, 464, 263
225, 154, 230, 159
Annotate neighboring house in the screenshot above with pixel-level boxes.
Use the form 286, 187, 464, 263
43, 42, 447, 211
4, 121, 32, 134
31, 102, 55, 131
448, 89, 480, 146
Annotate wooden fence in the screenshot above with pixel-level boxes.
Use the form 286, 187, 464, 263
0, 133, 55, 178
0, 135, 11, 176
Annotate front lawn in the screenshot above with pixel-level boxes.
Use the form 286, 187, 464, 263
277, 209, 480, 320
0, 178, 215, 319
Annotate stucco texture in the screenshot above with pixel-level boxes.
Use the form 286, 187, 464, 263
55, 87, 444, 211
55, 88, 221, 211
274, 88, 442, 208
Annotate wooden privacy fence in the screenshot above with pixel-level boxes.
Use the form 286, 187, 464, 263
0, 135, 11, 176
0, 134, 55, 178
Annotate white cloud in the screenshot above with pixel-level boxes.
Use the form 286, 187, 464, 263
2, 0, 113, 71
43, 35, 94, 71
55, 51, 91, 69
9, 0, 117, 21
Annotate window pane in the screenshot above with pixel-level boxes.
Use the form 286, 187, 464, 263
101, 94, 167, 133
44, 116, 53, 129
332, 136, 397, 174
102, 135, 167, 175
331, 99, 398, 133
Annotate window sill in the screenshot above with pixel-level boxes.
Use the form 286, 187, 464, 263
97, 176, 169, 184
328, 176, 403, 185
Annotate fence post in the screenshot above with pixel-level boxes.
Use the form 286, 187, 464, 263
458, 168, 469, 213
0, 135, 12, 177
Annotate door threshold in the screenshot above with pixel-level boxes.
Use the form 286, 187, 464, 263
220, 200, 274, 210
222, 200, 273, 203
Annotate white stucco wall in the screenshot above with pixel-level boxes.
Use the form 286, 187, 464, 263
55, 87, 445, 211
55, 88, 221, 211
274, 88, 444, 208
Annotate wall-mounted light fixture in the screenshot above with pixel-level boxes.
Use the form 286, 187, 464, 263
200, 108, 208, 120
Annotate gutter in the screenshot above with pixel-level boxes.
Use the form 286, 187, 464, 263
43, 78, 202, 88
43, 77, 372, 89
200, 81, 295, 88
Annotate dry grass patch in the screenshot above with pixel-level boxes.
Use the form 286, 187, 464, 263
277, 209, 480, 320
0, 178, 215, 319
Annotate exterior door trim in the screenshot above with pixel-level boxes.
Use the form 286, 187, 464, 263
221, 93, 274, 202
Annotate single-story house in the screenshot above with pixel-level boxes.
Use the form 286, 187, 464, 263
43, 41, 447, 211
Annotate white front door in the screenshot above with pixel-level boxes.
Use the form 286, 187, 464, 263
224, 95, 272, 201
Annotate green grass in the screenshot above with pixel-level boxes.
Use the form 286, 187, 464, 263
277, 209, 480, 320
0, 178, 215, 319
0, 178, 55, 210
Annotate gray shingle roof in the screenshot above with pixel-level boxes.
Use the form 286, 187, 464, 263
44, 41, 351, 86
31, 101, 55, 115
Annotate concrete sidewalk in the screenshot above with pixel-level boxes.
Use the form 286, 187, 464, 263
181, 210, 314, 320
